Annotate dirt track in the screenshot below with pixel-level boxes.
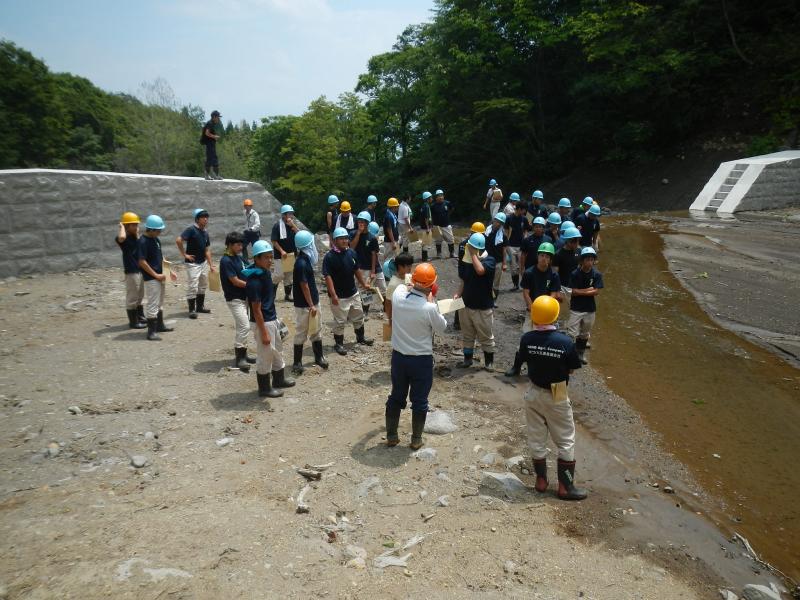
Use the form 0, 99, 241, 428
0, 248, 777, 599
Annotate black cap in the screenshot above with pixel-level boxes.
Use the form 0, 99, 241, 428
211, 110, 221, 117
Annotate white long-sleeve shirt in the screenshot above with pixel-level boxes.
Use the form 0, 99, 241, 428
245, 209, 261, 232
391, 287, 447, 355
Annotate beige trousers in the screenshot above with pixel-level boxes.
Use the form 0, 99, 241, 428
524, 384, 576, 461
492, 261, 503, 290
330, 292, 364, 335
398, 223, 412, 248
566, 310, 596, 340
489, 202, 500, 220
125, 272, 144, 309
294, 305, 322, 345
433, 225, 454, 244
255, 320, 285, 374
459, 307, 495, 351
144, 279, 165, 319
185, 262, 209, 299
226, 299, 250, 348
508, 246, 521, 276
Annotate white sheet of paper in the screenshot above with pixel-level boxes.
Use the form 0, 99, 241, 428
437, 297, 465, 314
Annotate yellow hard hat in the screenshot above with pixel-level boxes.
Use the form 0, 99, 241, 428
470, 221, 486, 233
387, 197, 399, 207
121, 212, 140, 224
531, 295, 560, 325
243, 198, 253, 207
340, 201, 352, 212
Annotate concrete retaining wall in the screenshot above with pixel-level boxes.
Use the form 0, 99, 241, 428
732, 158, 800, 213
0, 169, 282, 278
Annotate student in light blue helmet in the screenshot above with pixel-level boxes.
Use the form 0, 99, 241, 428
571, 196, 594, 221
454, 232, 497, 370
484, 178, 503, 220
545, 212, 563, 250
220, 231, 256, 371
485, 212, 509, 301
419, 191, 434, 261
349, 211, 387, 320
291, 229, 328, 375
272, 204, 300, 301
575, 203, 602, 250
556, 198, 572, 221
384, 252, 414, 325
520, 216, 547, 271
365, 194, 378, 222
506, 199, 531, 290
176, 208, 214, 319
530, 189, 548, 220
138, 215, 175, 341
567, 246, 603, 364
326, 194, 340, 237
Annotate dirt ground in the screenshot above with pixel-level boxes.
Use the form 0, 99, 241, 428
0, 246, 780, 599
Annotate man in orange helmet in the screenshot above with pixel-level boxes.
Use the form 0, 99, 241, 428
242, 198, 260, 262
385, 262, 447, 450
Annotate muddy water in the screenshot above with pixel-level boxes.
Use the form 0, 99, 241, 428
591, 218, 800, 581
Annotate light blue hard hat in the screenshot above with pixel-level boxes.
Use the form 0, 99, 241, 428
422, 191, 432, 200
547, 213, 562, 225
327, 194, 339, 205
580, 246, 597, 257
434, 189, 444, 196
467, 232, 486, 250
368, 222, 380, 236
532, 190, 544, 199
383, 258, 397, 278
560, 220, 575, 232
582, 196, 594, 206
332, 227, 349, 239
489, 179, 497, 186
533, 216, 546, 226
193, 208, 209, 219
367, 194, 378, 204
493, 212, 507, 224
589, 204, 602, 216
252, 240, 273, 257
280, 204, 294, 214
145, 215, 165, 230
558, 198, 571, 208
295, 230, 314, 249
356, 211, 372, 222
562, 227, 581, 240
509, 192, 520, 201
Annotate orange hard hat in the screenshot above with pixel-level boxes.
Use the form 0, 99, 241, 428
411, 262, 437, 288
243, 198, 253, 207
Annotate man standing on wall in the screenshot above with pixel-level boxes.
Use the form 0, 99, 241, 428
201, 110, 222, 180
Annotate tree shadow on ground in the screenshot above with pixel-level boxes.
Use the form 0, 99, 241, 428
350, 427, 413, 469
210, 391, 272, 412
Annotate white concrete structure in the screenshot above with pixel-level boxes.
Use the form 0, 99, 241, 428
690, 151, 800, 215
0, 169, 282, 278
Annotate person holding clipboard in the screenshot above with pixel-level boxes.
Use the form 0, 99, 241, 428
271, 204, 299, 302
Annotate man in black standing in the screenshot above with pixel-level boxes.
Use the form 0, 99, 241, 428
201, 110, 222, 180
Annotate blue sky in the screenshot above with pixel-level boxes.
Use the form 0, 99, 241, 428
2, 0, 435, 123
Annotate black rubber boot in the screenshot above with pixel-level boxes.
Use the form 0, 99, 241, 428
575, 337, 588, 365
363, 303, 370, 321
447, 243, 455, 258
212, 167, 223, 180
453, 310, 460, 331
284, 285, 293, 301
410, 411, 427, 450
146, 318, 161, 341
435, 243, 442, 258
385, 405, 401, 447
156, 310, 174, 332
421, 250, 429, 262
456, 351, 473, 368
533, 459, 549, 492
504, 352, 523, 377
333, 334, 347, 356
402, 246, 408, 254
272, 367, 296, 388
511, 274, 519, 290
292, 344, 305, 375
312, 340, 329, 369
136, 305, 147, 324
483, 351, 494, 370
257, 373, 282, 398
557, 459, 588, 501
188, 298, 197, 319
355, 326, 373, 346
245, 351, 256, 364
196, 293, 211, 313
127, 309, 146, 329
235, 347, 250, 371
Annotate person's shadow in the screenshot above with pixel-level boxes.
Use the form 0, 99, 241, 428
210, 391, 271, 411
350, 428, 414, 469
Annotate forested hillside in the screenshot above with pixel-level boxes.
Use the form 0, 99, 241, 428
2, 0, 798, 227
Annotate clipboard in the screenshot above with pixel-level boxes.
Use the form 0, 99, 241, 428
208, 267, 222, 292
437, 297, 464, 315
371, 287, 384, 305
281, 253, 295, 274
404, 273, 412, 285
382, 322, 392, 341
162, 259, 178, 283
461, 247, 473, 264
308, 309, 321, 336
550, 381, 568, 403
421, 230, 433, 247
406, 229, 419, 243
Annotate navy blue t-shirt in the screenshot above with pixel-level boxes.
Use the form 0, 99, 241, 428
520, 266, 561, 300
383, 210, 399, 241
322, 248, 359, 299
507, 215, 531, 247
271, 221, 297, 253
574, 213, 600, 248
137, 236, 162, 281
484, 227, 507, 261
569, 267, 604, 313
293, 252, 319, 308
552, 247, 579, 286
520, 234, 546, 269
530, 204, 549, 220
518, 329, 582, 388
545, 232, 564, 251
350, 230, 381, 272
570, 207, 585, 222
181, 226, 210, 264
246, 271, 277, 322
461, 256, 496, 310
117, 236, 140, 274
457, 238, 471, 280
430, 201, 451, 227
219, 254, 247, 302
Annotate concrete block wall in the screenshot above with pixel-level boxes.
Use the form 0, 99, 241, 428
0, 169, 282, 278
734, 159, 800, 212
